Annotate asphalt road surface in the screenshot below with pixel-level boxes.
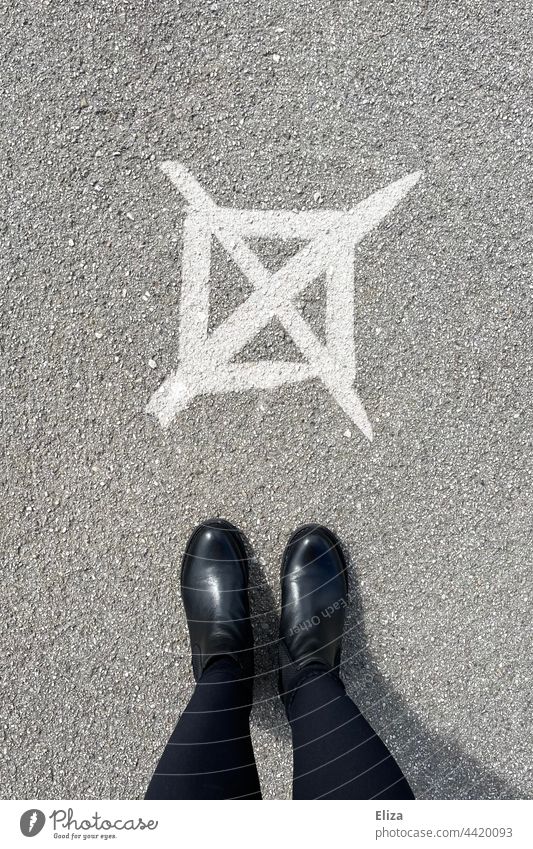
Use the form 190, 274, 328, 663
2, 0, 532, 799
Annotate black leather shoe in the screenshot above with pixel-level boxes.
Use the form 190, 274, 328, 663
181, 519, 254, 682
278, 524, 348, 707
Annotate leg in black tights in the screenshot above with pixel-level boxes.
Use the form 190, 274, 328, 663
145, 658, 261, 800
288, 666, 414, 800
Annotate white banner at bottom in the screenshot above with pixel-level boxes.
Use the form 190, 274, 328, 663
2, 799, 530, 849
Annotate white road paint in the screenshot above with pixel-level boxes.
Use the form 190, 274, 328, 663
147, 162, 422, 440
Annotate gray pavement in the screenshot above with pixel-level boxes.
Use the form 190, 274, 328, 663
1, 0, 532, 799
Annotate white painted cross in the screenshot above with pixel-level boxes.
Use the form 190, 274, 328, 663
147, 162, 422, 440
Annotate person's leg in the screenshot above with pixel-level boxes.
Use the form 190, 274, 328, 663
145, 518, 261, 800
145, 657, 261, 799
278, 524, 414, 800
287, 665, 413, 799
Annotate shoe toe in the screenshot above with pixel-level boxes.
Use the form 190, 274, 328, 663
285, 524, 346, 585
183, 521, 247, 585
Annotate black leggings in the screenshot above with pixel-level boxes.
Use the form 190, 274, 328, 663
145, 659, 414, 800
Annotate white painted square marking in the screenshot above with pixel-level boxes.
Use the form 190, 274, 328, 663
147, 162, 422, 440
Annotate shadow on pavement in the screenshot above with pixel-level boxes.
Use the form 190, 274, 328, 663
247, 543, 524, 800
